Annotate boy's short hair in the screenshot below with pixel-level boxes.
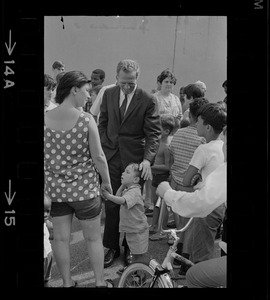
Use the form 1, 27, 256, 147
160, 114, 176, 135
216, 100, 227, 112
183, 84, 205, 99
189, 97, 209, 120
195, 80, 207, 91
180, 118, 190, 128
127, 163, 144, 186
92, 69, 105, 80
197, 103, 227, 134
44, 74, 56, 90
52, 60, 65, 70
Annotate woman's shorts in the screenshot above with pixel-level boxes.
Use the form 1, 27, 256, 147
125, 229, 149, 255
152, 172, 170, 188
50, 196, 102, 220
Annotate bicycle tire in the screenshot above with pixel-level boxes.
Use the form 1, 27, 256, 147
118, 262, 166, 288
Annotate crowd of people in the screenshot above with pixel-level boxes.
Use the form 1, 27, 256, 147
44, 59, 227, 288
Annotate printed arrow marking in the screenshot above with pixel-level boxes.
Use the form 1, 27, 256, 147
5, 30, 16, 56
4, 180, 16, 206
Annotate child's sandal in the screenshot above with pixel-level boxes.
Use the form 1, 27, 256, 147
96, 279, 114, 288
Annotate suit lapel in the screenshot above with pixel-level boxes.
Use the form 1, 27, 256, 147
121, 88, 141, 124
112, 86, 121, 124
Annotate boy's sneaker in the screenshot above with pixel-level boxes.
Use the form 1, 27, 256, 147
149, 232, 167, 241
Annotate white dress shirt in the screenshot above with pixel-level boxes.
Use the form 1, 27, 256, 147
163, 162, 226, 218
90, 83, 117, 117
119, 85, 137, 113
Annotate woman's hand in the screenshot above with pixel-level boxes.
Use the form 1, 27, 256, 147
101, 182, 112, 200
102, 189, 111, 200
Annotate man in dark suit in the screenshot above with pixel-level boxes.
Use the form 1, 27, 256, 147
98, 59, 161, 267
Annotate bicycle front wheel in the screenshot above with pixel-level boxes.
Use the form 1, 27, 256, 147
118, 262, 166, 288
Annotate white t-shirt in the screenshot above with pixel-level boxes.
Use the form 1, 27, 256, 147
90, 83, 116, 121
190, 139, 224, 182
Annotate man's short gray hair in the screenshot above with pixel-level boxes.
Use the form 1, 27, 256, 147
116, 59, 140, 78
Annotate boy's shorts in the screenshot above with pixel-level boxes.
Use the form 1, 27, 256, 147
50, 196, 102, 220
125, 229, 149, 255
152, 172, 170, 188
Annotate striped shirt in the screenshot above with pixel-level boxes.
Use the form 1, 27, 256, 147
169, 125, 205, 185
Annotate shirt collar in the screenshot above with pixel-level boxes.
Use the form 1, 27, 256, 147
120, 85, 137, 100
124, 183, 141, 192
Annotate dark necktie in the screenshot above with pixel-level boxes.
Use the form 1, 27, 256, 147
119, 94, 128, 122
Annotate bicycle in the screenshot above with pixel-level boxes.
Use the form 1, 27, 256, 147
118, 197, 194, 288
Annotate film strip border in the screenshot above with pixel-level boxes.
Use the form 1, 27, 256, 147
1, 1, 268, 291
2, 6, 44, 287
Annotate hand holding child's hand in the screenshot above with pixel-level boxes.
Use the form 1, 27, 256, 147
101, 188, 111, 200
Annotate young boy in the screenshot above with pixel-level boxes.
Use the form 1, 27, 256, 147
148, 114, 175, 240
84, 86, 101, 113
178, 103, 227, 274
102, 163, 149, 271
90, 69, 105, 90
167, 98, 208, 252
181, 84, 205, 122
52, 60, 65, 80
44, 74, 57, 113
44, 193, 53, 287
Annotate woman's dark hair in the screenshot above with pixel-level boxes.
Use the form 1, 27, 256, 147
55, 72, 66, 85
197, 103, 227, 134
55, 71, 90, 104
44, 74, 56, 90
158, 69, 177, 85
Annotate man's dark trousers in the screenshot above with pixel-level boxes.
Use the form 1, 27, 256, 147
103, 151, 123, 251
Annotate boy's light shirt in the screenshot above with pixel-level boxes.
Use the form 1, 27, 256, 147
163, 162, 226, 218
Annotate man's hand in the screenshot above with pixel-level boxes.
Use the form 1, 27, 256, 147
139, 159, 152, 180
156, 181, 172, 198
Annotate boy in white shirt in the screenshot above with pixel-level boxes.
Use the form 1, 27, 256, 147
181, 103, 227, 267
157, 125, 227, 288
172, 103, 227, 275
44, 193, 53, 287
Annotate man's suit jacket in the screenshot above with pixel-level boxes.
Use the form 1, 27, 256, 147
98, 85, 161, 168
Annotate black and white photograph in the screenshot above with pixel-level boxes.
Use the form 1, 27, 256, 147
1, 1, 268, 295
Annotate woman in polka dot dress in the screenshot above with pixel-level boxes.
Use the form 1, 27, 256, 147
44, 71, 114, 288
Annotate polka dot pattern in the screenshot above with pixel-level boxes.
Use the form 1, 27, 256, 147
44, 113, 100, 203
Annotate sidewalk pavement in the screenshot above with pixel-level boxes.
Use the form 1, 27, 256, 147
48, 204, 220, 288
